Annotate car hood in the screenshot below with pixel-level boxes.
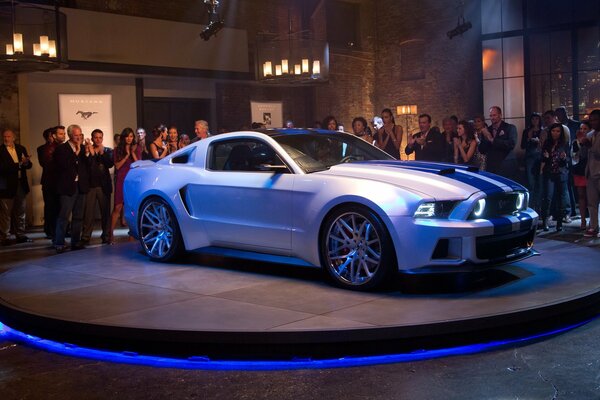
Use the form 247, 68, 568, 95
317, 160, 523, 199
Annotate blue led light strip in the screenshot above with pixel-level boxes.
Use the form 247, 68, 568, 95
0, 319, 593, 370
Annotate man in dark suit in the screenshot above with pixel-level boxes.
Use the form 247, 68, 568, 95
37, 127, 56, 239
53, 124, 91, 253
478, 106, 518, 180
81, 129, 114, 244
405, 114, 445, 161
0, 129, 32, 245
38, 126, 66, 241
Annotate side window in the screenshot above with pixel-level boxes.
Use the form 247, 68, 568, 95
171, 148, 195, 164
209, 139, 286, 172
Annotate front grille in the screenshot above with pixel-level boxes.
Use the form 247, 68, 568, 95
470, 192, 522, 219
476, 228, 535, 260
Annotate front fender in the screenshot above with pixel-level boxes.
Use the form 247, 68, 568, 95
290, 175, 423, 267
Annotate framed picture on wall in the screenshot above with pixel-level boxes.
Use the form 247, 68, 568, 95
263, 113, 272, 126
58, 94, 114, 147
251, 101, 282, 128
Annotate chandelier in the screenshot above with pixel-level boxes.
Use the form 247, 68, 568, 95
0, 1, 68, 73
255, 23, 328, 84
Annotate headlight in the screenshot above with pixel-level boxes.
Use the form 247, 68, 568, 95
516, 192, 527, 211
414, 202, 436, 218
413, 201, 457, 219
472, 198, 486, 218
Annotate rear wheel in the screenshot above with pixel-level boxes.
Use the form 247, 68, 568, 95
138, 197, 183, 261
320, 205, 396, 290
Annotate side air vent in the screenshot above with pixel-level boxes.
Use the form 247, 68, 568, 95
179, 186, 192, 215
171, 148, 195, 164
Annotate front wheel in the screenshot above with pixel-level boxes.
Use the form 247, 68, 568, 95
320, 205, 396, 291
138, 197, 183, 262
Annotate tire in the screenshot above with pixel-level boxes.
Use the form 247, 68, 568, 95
138, 197, 183, 262
319, 205, 396, 291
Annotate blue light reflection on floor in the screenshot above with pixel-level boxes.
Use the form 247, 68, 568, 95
0, 318, 594, 371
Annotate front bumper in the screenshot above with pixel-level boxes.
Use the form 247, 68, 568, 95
389, 209, 539, 272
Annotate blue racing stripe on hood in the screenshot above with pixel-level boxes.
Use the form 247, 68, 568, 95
358, 160, 506, 194
478, 170, 526, 191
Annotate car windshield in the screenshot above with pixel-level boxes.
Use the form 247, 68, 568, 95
272, 132, 394, 173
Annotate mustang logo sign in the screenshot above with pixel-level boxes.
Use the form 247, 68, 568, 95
76, 111, 98, 120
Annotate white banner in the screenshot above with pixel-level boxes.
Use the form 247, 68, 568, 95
250, 101, 283, 128
58, 94, 114, 148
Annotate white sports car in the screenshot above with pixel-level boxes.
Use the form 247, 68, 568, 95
124, 129, 538, 290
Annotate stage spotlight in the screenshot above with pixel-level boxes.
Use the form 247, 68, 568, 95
200, 0, 224, 41
447, 20, 472, 39
200, 19, 224, 41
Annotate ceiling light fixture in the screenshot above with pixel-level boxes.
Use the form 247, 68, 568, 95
255, 7, 328, 85
0, 0, 68, 72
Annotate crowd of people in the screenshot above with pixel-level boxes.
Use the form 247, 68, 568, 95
328, 106, 600, 235
0, 120, 210, 252
1, 106, 599, 252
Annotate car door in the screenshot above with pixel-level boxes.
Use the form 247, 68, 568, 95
188, 138, 294, 253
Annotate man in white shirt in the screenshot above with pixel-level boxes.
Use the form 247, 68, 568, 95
190, 120, 210, 143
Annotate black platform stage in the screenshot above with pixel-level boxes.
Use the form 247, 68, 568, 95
0, 238, 599, 359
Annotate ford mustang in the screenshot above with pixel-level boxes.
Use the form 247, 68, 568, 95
124, 129, 538, 290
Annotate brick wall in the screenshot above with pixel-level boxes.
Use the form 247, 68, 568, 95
373, 0, 483, 133
216, 82, 314, 131
54, 0, 483, 133
0, 75, 20, 140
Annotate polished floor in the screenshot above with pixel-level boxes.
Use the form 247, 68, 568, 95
0, 237, 599, 357
1, 222, 600, 398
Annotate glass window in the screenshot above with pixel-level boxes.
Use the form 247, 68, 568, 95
577, 26, 600, 118
530, 73, 573, 115
530, 31, 572, 74
504, 77, 525, 118
209, 139, 286, 172
529, 33, 550, 75
503, 36, 524, 78
501, 0, 523, 32
273, 133, 392, 173
482, 39, 503, 80
530, 74, 553, 113
481, 0, 502, 34
528, 30, 573, 115
483, 79, 504, 113
578, 26, 599, 72
526, 0, 574, 28
573, 0, 600, 22
578, 70, 600, 118
550, 31, 572, 73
